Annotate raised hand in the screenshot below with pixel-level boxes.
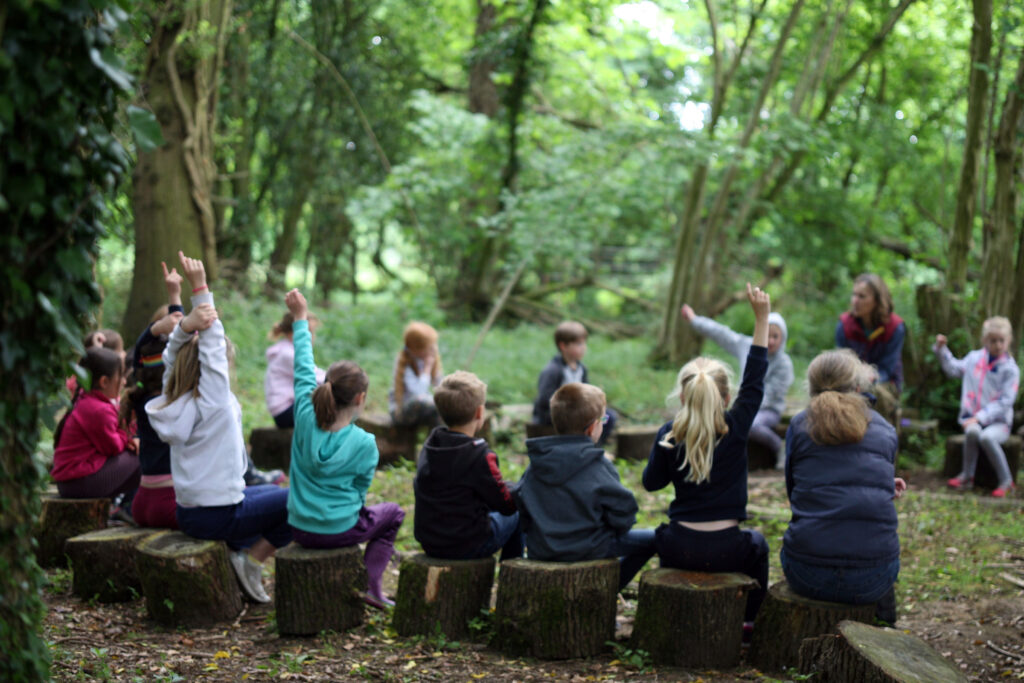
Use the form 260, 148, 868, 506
162, 261, 183, 304
680, 304, 696, 322
746, 283, 771, 321
934, 334, 947, 349
178, 251, 207, 291
285, 289, 308, 321
151, 311, 185, 337
181, 303, 217, 333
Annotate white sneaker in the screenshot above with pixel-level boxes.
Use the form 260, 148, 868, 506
229, 550, 271, 603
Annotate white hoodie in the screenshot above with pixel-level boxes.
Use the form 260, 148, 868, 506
146, 292, 247, 507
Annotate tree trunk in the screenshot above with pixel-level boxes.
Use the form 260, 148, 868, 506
66, 527, 161, 602
34, 495, 109, 568
948, 0, 993, 292
468, 0, 499, 117
393, 554, 496, 639
275, 543, 367, 636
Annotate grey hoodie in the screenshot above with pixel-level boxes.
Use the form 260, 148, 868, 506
690, 312, 794, 416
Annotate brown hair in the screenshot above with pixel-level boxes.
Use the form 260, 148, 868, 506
55, 348, 124, 448
150, 305, 171, 324
392, 322, 442, 408
434, 371, 487, 427
804, 349, 871, 446
660, 357, 731, 484
550, 382, 606, 435
120, 335, 168, 428
269, 311, 321, 340
312, 361, 369, 429
852, 273, 893, 330
554, 321, 588, 347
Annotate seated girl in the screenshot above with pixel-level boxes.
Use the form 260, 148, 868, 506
265, 310, 325, 429
389, 322, 442, 428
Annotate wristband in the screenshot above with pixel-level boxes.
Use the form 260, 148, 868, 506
192, 285, 208, 293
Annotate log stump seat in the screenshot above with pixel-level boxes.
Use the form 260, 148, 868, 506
35, 495, 109, 568
748, 580, 876, 673
275, 543, 367, 636
943, 433, 1021, 490
614, 425, 660, 461
392, 554, 496, 639
249, 427, 293, 471
135, 531, 243, 627
356, 413, 420, 465
65, 527, 161, 602
799, 620, 967, 682
494, 558, 619, 660
631, 569, 757, 668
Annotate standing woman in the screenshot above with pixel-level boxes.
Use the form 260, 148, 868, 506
835, 273, 905, 423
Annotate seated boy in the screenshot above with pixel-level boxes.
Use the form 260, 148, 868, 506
414, 371, 522, 560
517, 382, 655, 590
532, 321, 616, 445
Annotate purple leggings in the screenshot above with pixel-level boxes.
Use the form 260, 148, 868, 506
56, 452, 140, 500
291, 502, 405, 601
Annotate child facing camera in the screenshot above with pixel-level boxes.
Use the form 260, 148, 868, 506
643, 284, 772, 632
389, 322, 442, 428
935, 316, 1020, 497
284, 289, 405, 609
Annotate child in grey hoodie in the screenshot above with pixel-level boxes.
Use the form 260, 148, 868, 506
681, 304, 794, 464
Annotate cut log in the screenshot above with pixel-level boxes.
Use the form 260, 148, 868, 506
249, 427, 293, 471
944, 434, 1021, 490
35, 495, 109, 568
275, 543, 367, 636
525, 423, 556, 440
392, 554, 496, 639
65, 527, 161, 602
135, 531, 242, 627
799, 620, 967, 682
356, 413, 420, 465
747, 440, 779, 471
748, 580, 876, 673
615, 425, 660, 461
631, 569, 756, 668
494, 558, 618, 660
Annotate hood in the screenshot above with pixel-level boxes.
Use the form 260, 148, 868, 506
144, 393, 197, 446
419, 427, 486, 477
266, 338, 293, 363
525, 434, 604, 485
768, 312, 788, 352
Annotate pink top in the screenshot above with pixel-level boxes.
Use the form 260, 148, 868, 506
52, 390, 132, 481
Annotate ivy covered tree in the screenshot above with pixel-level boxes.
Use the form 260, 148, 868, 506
0, 2, 130, 679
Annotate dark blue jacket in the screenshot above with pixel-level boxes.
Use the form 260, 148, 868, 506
532, 355, 588, 425
515, 434, 636, 561
783, 409, 900, 567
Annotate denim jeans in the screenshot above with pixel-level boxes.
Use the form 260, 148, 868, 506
461, 511, 523, 561
613, 527, 657, 591
781, 548, 899, 623
176, 484, 292, 550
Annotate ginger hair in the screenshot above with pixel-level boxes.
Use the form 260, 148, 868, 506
550, 382, 605, 435
434, 371, 487, 427
660, 357, 731, 484
312, 361, 369, 430
804, 349, 871, 446
392, 322, 442, 408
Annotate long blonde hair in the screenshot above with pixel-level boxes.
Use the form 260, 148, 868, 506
162, 335, 201, 404
661, 357, 731, 484
392, 322, 442, 407
804, 349, 871, 445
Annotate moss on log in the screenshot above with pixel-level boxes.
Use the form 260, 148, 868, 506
249, 427, 293, 471
631, 569, 756, 668
275, 543, 366, 636
494, 558, 618, 660
392, 554, 495, 639
135, 531, 242, 627
799, 620, 967, 682
35, 495, 109, 568
615, 425, 659, 461
749, 580, 876, 673
944, 434, 1021, 489
65, 527, 161, 602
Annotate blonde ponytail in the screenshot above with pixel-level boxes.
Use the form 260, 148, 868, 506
804, 350, 870, 445
162, 336, 201, 405
661, 357, 730, 484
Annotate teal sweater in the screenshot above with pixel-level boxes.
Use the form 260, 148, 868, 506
286, 320, 379, 534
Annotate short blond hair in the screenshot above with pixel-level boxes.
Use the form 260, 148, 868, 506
550, 382, 605, 435
982, 316, 1012, 344
434, 371, 487, 427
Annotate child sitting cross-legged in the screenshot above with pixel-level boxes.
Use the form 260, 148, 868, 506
516, 382, 655, 591
283, 289, 405, 610
414, 371, 521, 562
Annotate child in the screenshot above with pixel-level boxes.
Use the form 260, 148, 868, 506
643, 284, 772, 631
147, 252, 291, 604
532, 321, 616, 445
283, 288, 404, 609
680, 303, 793, 464
389, 322, 442, 428
67, 328, 127, 396
265, 310, 325, 428
52, 347, 140, 501
935, 316, 1020, 496
782, 349, 905, 625
415, 371, 521, 561
516, 382, 655, 591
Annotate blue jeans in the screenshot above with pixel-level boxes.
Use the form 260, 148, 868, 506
613, 528, 657, 591
781, 548, 899, 623
460, 511, 523, 561
176, 484, 292, 550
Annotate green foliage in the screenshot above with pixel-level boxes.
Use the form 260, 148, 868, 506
0, 3, 129, 679
606, 640, 653, 673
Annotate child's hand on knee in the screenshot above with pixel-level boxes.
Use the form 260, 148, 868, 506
182, 303, 217, 333
962, 417, 979, 430
285, 289, 308, 321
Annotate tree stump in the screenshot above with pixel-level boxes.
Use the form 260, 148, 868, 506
392, 554, 495, 639
35, 495, 109, 568
631, 569, 757, 668
748, 580, 876, 673
249, 427, 293, 471
65, 527, 161, 602
615, 425, 660, 461
274, 543, 367, 636
944, 434, 1021, 490
747, 441, 778, 470
799, 620, 967, 682
135, 531, 242, 627
356, 413, 419, 465
494, 558, 619, 660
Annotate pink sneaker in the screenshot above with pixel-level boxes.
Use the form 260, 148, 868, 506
992, 483, 1016, 498
947, 476, 972, 490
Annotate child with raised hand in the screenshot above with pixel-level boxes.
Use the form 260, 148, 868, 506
935, 316, 1020, 497
147, 252, 291, 604
284, 288, 405, 609
265, 310, 326, 429
643, 283, 772, 633
52, 347, 140, 500
389, 322, 442, 428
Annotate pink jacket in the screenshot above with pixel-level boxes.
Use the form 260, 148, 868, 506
52, 390, 132, 481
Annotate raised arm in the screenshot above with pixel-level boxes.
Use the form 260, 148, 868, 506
285, 289, 319, 403
684, 305, 750, 359
932, 334, 968, 378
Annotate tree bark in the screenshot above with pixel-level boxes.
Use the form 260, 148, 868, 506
34, 495, 109, 568
275, 543, 367, 636
66, 527, 161, 602
393, 554, 496, 639
468, 1, 499, 117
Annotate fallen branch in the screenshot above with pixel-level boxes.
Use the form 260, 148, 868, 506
999, 572, 1024, 590
985, 640, 1024, 663
464, 260, 528, 370
506, 296, 644, 339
